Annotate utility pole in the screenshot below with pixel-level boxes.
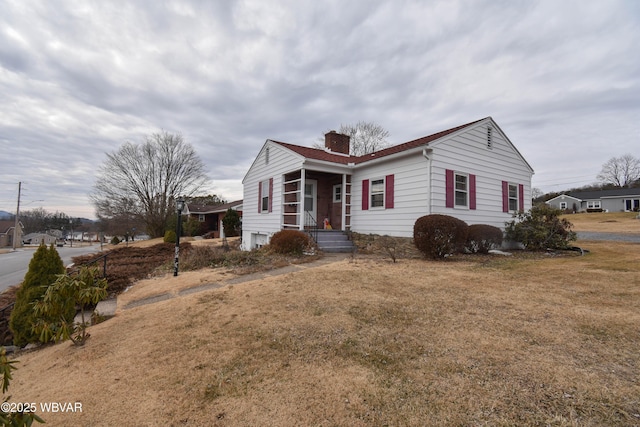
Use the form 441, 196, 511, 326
12, 181, 21, 250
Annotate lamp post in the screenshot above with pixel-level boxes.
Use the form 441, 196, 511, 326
173, 197, 185, 277
69, 219, 73, 248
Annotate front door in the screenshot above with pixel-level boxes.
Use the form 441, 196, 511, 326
304, 179, 317, 226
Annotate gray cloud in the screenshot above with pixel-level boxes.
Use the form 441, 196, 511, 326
1, 0, 639, 218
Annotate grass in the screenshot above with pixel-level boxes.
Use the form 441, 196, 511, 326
561, 211, 640, 234
5, 235, 640, 426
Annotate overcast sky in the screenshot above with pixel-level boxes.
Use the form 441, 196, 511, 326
1, 0, 639, 219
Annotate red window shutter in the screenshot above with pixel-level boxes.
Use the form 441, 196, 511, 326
469, 174, 476, 210
385, 174, 394, 209
258, 181, 262, 213
268, 178, 273, 213
502, 181, 509, 212
445, 169, 454, 208
362, 179, 369, 210
518, 184, 524, 212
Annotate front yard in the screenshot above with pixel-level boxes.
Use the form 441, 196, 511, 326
6, 236, 640, 426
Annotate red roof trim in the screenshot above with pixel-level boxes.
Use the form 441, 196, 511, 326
272, 118, 487, 166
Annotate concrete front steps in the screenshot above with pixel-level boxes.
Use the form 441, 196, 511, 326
314, 230, 355, 253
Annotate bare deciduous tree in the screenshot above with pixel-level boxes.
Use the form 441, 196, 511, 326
596, 154, 640, 188
316, 121, 390, 156
91, 131, 209, 238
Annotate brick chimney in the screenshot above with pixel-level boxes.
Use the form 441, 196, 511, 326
324, 131, 351, 155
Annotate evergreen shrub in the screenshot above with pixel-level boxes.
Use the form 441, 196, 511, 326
9, 244, 72, 346
504, 205, 577, 250
164, 230, 177, 243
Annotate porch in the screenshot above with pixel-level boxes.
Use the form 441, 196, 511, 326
281, 170, 352, 232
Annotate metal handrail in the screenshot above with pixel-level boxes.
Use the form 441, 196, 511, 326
71, 252, 109, 278
0, 302, 15, 318
304, 210, 319, 244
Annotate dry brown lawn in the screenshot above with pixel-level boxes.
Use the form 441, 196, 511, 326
6, 230, 639, 426
563, 211, 640, 234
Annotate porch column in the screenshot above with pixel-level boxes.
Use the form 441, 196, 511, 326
299, 168, 306, 230
341, 173, 347, 231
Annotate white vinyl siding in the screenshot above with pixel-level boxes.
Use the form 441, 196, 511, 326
430, 121, 533, 229
241, 142, 304, 249
243, 118, 534, 243
351, 155, 429, 237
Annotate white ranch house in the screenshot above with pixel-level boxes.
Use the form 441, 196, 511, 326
241, 117, 534, 250
545, 188, 640, 213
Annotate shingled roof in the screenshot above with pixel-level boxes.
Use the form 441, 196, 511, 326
566, 188, 640, 200
271, 117, 486, 165
186, 199, 243, 214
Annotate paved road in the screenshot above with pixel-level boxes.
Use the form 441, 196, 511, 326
0, 245, 103, 292
577, 232, 640, 243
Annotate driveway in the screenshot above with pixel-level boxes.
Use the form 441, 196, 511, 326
577, 232, 640, 243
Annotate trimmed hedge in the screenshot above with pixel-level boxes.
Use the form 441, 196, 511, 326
269, 230, 312, 255
413, 214, 468, 259
466, 224, 503, 254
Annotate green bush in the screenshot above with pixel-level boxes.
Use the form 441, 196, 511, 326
413, 214, 469, 259
222, 208, 241, 237
268, 230, 312, 255
466, 224, 504, 254
110, 236, 121, 245
164, 230, 177, 243
504, 205, 577, 250
9, 244, 73, 346
182, 216, 203, 237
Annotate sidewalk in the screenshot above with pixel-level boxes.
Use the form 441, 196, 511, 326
118, 253, 351, 312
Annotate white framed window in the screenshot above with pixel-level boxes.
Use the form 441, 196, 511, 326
587, 200, 601, 209
333, 184, 342, 203
455, 173, 468, 207
559, 202, 567, 210
370, 178, 385, 208
261, 180, 270, 212
508, 184, 519, 211
198, 214, 205, 222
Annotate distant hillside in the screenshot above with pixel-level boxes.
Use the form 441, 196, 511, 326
0, 210, 13, 219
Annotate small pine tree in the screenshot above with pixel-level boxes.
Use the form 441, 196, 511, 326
9, 244, 73, 346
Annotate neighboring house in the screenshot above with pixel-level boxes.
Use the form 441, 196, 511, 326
546, 188, 640, 212
184, 200, 243, 239
22, 233, 57, 245
0, 220, 23, 248
241, 117, 534, 250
